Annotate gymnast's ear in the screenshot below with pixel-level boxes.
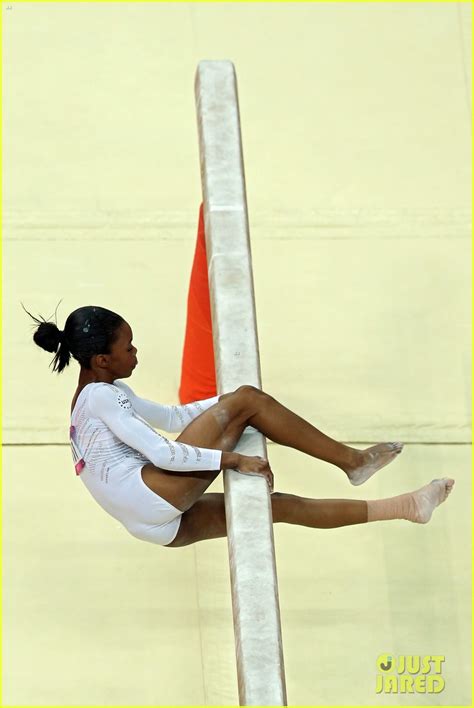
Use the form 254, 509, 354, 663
92, 353, 111, 370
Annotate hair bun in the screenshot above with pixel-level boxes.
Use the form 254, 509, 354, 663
33, 322, 63, 353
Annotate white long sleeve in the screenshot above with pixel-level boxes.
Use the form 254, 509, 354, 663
113, 380, 220, 433
88, 383, 222, 473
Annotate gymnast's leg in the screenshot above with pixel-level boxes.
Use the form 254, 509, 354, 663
140, 388, 254, 514
165, 478, 455, 547
241, 386, 405, 485
142, 383, 406, 516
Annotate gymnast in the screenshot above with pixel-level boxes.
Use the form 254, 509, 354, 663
25, 304, 455, 548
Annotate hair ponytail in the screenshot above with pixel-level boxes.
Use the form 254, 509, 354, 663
22, 302, 124, 374
22, 303, 72, 373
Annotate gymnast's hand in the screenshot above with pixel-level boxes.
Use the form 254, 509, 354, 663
236, 454, 274, 492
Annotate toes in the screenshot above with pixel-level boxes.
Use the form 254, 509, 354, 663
388, 442, 404, 455
438, 477, 455, 488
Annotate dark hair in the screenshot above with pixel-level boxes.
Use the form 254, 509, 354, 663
22, 303, 124, 374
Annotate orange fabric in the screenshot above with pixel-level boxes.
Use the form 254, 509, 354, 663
178, 204, 217, 403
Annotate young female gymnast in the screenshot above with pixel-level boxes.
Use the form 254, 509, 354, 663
26, 304, 455, 548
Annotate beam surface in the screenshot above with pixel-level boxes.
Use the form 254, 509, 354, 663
195, 60, 287, 706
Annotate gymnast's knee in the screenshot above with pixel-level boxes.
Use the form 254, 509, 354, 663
270, 491, 296, 523
234, 384, 268, 402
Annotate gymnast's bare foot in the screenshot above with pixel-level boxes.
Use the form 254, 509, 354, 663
409, 478, 455, 523
345, 442, 404, 485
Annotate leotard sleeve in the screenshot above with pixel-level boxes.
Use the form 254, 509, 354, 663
113, 380, 220, 433
88, 383, 222, 472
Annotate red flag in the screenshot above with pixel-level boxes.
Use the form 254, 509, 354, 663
178, 204, 217, 403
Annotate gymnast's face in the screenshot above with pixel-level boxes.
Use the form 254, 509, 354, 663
98, 321, 138, 379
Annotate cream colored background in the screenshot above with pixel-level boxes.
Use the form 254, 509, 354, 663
2, 1, 471, 706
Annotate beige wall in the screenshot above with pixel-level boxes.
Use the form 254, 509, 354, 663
4, 1, 471, 444
3, 2, 471, 705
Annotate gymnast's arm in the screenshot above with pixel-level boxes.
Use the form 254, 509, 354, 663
113, 380, 220, 433
89, 383, 223, 472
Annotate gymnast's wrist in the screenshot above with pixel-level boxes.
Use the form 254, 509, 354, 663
221, 452, 240, 470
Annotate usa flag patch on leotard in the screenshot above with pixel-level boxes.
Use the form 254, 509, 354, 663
69, 425, 85, 475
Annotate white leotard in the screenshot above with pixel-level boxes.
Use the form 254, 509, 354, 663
69, 380, 222, 545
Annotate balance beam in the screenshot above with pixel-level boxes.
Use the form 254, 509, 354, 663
195, 60, 287, 706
